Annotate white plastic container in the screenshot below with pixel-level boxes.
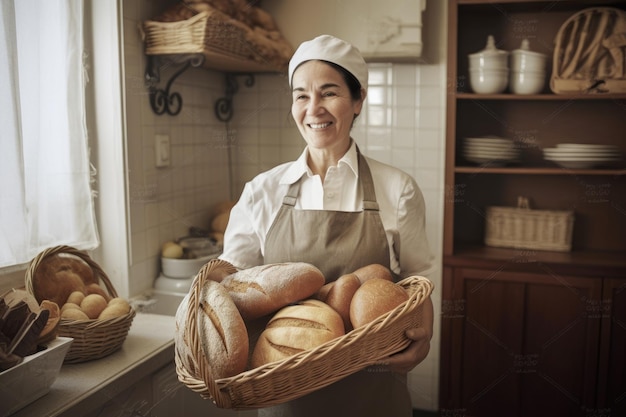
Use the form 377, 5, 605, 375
510, 70, 546, 94
161, 252, 220, 278
0, 337, 73, 417
510, 39, 547, 94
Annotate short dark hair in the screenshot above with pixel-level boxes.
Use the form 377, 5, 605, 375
324, 61, 362, 101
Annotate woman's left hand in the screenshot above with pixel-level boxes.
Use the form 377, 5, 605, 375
383, 296, 434, 373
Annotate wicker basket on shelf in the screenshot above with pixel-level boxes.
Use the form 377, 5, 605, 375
25, 245, 135, 363
141, 7, 290, 73
485, 197, 575, 252
176, 259, 434, 409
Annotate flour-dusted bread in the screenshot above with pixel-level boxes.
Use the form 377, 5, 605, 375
251, 299, 344, 368
221, 263, 326, 320
349, 278, 409, 329
196, 279, 249, 379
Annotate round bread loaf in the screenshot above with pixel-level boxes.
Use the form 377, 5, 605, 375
221, 262, 326, 320
349, 278, 409, 329
352, 263, 394, 284
197, 279, 249, 379
33, 254, 96, 305
251, 299, 344, 368
325, 273, 361, 332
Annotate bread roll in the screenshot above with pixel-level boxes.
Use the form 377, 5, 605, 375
350, 278, 409, 329
221, 263, 325, 320
352, 263, 394, 284
325, 273, 361, 332
251, 299, 344, 368
315, 281, 334, 302
197, 279, 249, 379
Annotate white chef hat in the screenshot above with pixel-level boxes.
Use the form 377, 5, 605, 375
288, 34, 368, 92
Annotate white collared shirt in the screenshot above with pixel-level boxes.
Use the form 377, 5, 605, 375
221, 141, 434, 278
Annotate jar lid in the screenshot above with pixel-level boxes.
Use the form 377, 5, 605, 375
469, 35, 509, 57
511, 39, 547, 58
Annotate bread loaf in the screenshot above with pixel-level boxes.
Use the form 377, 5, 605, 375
197, 279, 249, 379
32, 254, 97, 305
251, 299, 344, 368
221, 263, 326, 320
315, 281, 334, 302
350, 278, 409, 329
325, 273, 361, 332
352, 263, 394, 284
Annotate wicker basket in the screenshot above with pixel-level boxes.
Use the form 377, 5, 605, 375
176, 259, 434, 409
485, 197, 574, 252
551, 7, 626, 94
141, 9, 289, 73
25, 245, 135, 363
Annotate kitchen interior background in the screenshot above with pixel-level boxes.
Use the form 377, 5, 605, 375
122, 0, 446, 410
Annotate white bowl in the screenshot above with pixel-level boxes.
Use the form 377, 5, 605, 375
469, 68, 509, 94
510, 70, 545, 94
161, 252, 220, 278
0, 337, 73, 416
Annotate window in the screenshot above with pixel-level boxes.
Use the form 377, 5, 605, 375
0, 0, 98, 270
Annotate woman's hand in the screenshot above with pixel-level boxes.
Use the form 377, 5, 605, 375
383, 296, 434, 373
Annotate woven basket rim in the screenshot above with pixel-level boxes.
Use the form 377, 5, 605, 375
176, 260, 434, 409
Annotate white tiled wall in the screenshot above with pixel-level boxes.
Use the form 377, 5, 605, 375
123, 0, 445, 411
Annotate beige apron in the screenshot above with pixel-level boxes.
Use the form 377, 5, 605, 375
261, 150, 412, 417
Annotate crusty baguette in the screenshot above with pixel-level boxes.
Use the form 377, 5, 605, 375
251, 299, 344, 368
349, 278, 409, 329
325, 273, 361, 332
197, 279, 249, 379
221, 262, 326, 320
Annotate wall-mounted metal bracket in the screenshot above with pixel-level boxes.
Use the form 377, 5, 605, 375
145, 54, 205, 116
215, 73, 255, 122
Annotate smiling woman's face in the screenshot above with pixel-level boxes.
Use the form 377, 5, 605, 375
291, 60, 364, 154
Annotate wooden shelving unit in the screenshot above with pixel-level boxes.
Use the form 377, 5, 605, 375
441, 1, 626, 416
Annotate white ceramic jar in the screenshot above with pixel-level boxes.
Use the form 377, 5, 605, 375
468, 35, 509, 94
510, 39, 547, 94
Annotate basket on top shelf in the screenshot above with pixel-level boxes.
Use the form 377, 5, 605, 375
25, 245, 135, 363
485, 197, 575, 252
141, 2, 293, 73
176, 259, 434, 409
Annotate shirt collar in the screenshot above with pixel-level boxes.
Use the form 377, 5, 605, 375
280, 140, 359, 185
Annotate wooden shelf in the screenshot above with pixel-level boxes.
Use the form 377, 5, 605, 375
456, 92, 626, 100
455, 166, 626, 175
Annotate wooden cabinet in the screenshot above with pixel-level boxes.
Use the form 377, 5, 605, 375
441, 1, 626, 416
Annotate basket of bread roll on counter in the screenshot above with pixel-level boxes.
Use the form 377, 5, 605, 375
175, 258, 434, 409
25, 245, 135, 363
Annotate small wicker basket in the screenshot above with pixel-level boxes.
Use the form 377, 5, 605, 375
25, 245, 135, 363
485, 197, 574, 252
176, 259, 434, 409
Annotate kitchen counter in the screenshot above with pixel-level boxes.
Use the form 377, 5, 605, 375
11, 313, 176, 417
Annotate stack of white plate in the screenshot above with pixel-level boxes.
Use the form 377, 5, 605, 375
464, 137, 520, 165
543, 143, 622, 169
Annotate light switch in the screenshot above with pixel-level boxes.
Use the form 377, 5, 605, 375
155, 135, 170, 167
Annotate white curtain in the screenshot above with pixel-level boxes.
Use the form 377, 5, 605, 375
0, 0, 99, 269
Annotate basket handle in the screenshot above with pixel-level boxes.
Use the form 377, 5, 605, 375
25, 245, 118, 299
517, 196, 530, 209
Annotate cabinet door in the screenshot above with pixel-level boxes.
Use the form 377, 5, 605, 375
598, 278, 626, 416
442, 267, 602, 417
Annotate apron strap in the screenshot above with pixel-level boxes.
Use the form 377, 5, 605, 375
281, 145, 380, 211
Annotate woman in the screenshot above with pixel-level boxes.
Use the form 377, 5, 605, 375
220, 34, 434, 417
